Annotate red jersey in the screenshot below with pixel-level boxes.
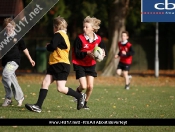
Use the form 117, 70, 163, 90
72, 34, 101, 66
118, 41, 132, 64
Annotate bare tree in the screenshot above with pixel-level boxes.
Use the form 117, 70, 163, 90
102, 0, 130, 76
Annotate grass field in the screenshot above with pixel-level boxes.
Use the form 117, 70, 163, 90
0, 74, 175, 132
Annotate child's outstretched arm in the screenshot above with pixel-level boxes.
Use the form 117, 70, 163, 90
23, 49, 35, 67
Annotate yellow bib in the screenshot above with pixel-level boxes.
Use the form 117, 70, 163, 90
49, 31, 70, 65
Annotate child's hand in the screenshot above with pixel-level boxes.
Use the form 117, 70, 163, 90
121, 50, 126, 55
30, 60, 35, 67
114, 55, 119, 59
87, 51, 95, 59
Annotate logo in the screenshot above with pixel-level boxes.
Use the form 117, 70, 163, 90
0, 0, 60, 59
83, 44, 89, 48
154, 0, 175, 10
141, 0, 175, 22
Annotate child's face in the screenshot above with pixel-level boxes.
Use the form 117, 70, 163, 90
121, 33, 128, 42
83, 22, 94, 35
5, 23, 15, 35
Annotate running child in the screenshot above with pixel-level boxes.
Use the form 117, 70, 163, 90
72, 16, 107, 109
114, 31, 134, 90
25, 16, 85, 113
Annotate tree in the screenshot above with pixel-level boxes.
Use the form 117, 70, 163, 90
101, 0, 130, 76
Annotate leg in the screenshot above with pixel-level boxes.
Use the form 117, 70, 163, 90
56, 80, 68, 94
2, 62, 19, 99
123, 71, 130, 90
41, 74, 54, 89
73, 77, 87, 106
78, 77, 87, 92
56, 80, 85, 110
85, 76, 94, 101
10, 72, 24, 101
25, 74, 53, 113
116, 69, 122, 76
74, 68, 87, 92
116, 62, 123, 77
82, 76, 94, 109
2, 61, 20, 106
123, 71, 129, 85
35, 74, 53, 106
2, 76, 13, 100
123, 64, 131, 90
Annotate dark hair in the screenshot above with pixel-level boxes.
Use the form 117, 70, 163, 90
122, 31, 129, 37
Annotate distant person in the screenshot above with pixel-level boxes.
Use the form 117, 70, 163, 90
25, 16, 85, 113
72, 16, 107, 109
1, 18, 35, 107
114, 31, 134, 90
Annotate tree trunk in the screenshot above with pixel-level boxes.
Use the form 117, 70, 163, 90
101, 0, 129, 76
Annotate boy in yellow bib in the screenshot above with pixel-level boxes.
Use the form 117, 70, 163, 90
25, 16, 85, 113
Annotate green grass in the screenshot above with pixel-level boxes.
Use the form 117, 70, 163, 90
0, 75, 175, 132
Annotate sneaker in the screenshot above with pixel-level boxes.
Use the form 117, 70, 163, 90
25, 104, 41, 113
77, 93, 85, 110
125, 84, 130, 90
83, 105, 89, 110
2, 98, 12, 106
74, 92, 86, 103
82, 93, 86, 106
17, 97, 24, 106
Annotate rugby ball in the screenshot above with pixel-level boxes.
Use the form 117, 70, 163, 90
93, 46, 104, 62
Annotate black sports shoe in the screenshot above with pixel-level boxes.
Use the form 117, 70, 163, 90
125, 84, 130, 90
25, 104, 41, 113
83, 105, 89, 110
74, 92, 86, 102
77, 93, 85, 110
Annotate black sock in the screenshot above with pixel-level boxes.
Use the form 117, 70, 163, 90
67, 87, 82, 99
35, 89, 48, 108
77, 87, 82, 93
84, 101, 87, 106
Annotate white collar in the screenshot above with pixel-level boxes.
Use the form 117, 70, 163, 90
4, 31, 16, 38
84, 33, 98, 43
121, 40, 128, 45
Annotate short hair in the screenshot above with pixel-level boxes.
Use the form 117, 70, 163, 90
83, 16, 101, 32
122, 31, 129, 37
3, 18, 16, 28
53, 16, 68, 32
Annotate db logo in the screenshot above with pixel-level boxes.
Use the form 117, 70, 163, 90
154, 0, 175, 10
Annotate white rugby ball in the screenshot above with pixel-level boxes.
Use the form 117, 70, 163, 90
93, 46, 104, 62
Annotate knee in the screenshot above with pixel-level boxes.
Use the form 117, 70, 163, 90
42, 80, 50, 88
116, 69, 122, 76
2, 73, 9, 82
80, 84, 87, 90
57, 86, 65, 93
2, 71, 9, 79
87, 85, 93, 91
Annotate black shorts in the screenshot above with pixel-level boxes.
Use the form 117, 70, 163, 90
73, 64, 97, 79
47, 63, 70, 81
117, 62, 131, 71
